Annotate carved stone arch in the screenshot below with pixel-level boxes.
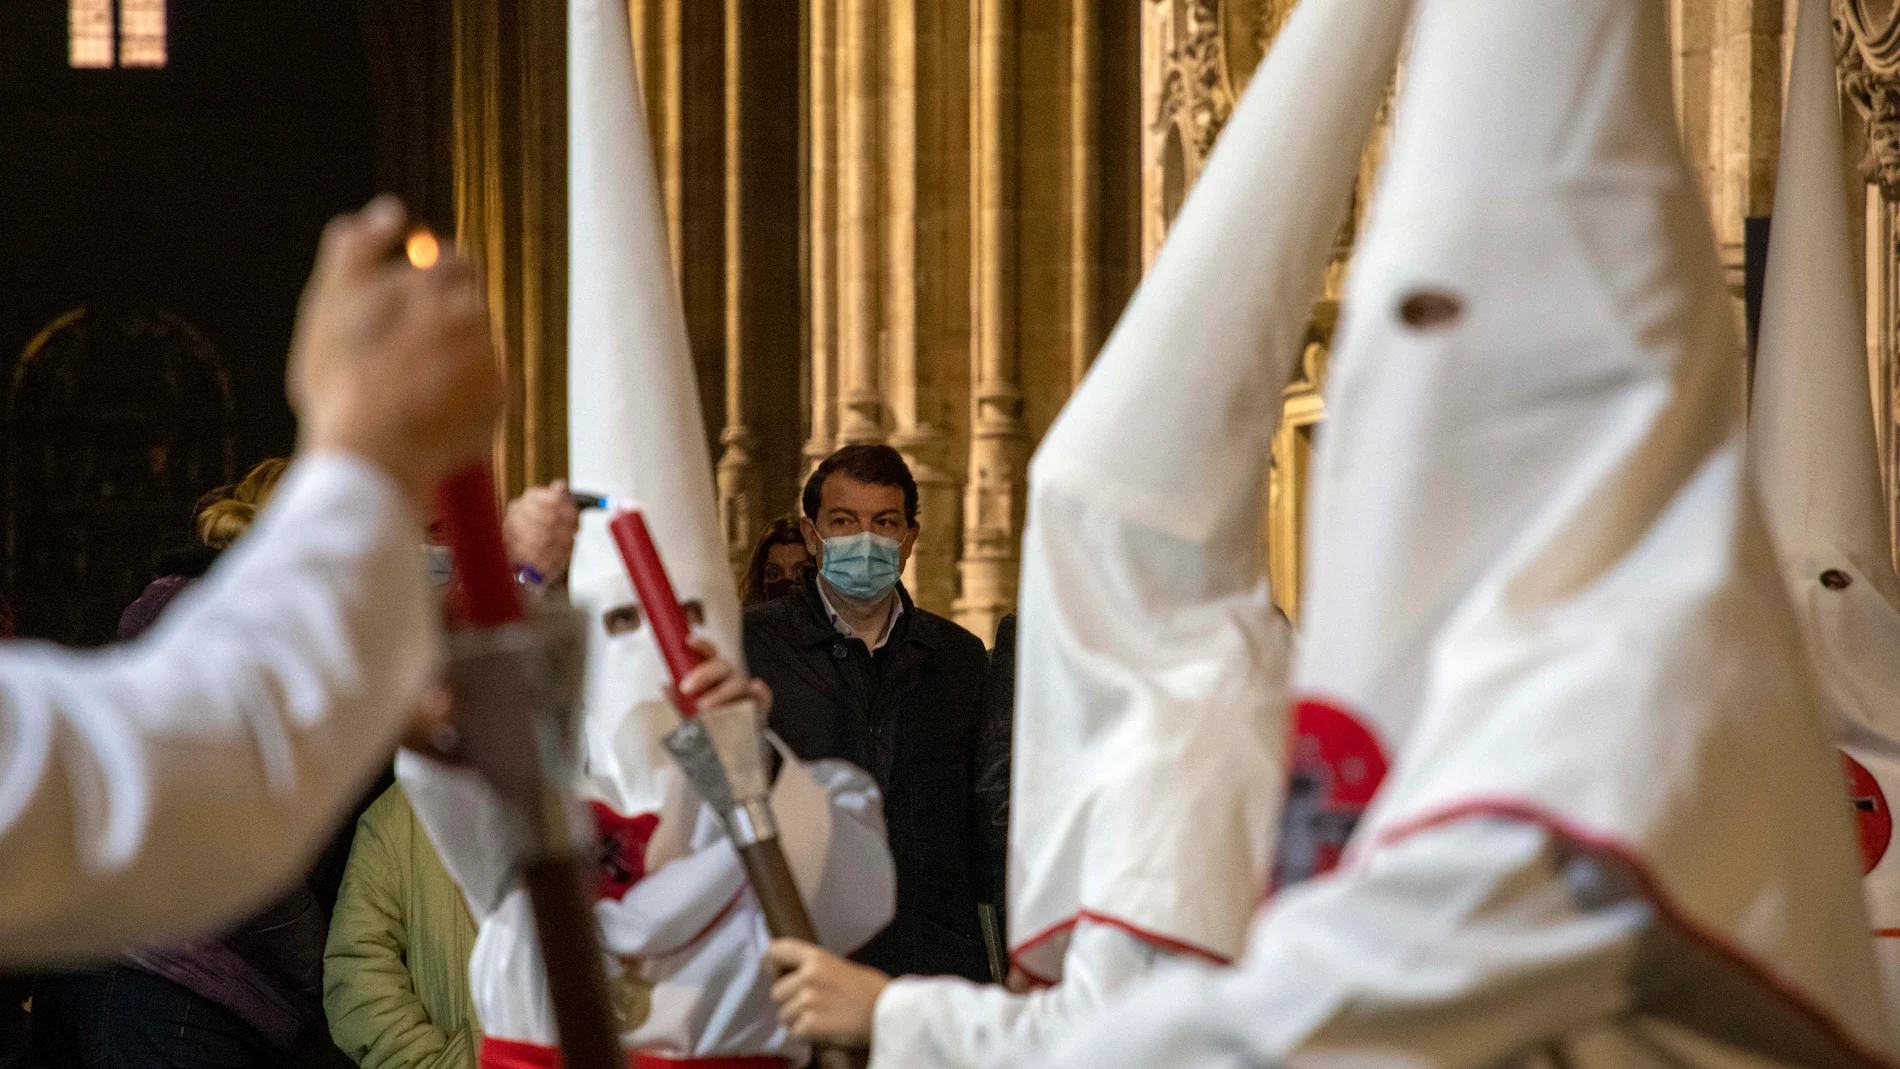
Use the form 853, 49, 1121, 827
7, 303, 235, 644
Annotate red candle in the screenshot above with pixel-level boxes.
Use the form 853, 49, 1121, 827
434, 464, 524, 629
608, 509, 707, 718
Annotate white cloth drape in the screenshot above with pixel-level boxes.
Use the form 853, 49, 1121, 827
0, 453, 437, 961
1006, 0, 1410, 987
1749, 0, 1900, 1034
1031, 1, 1892, 1067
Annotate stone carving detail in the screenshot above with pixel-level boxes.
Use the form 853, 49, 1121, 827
1153, 0, 1233, 164
1839, 0, 1900, 199
1837, 0, 1900, 567
1151, 0, 1298, 164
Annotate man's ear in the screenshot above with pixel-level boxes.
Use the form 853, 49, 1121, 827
799, 517, 825, 562
899, 522, 920, 565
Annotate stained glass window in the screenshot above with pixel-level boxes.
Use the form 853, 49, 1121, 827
68, 0, 113, 68
68, 0, 166, 69
117, 0, 166, 68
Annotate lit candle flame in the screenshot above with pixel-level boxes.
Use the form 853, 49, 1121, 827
405, 229, 440, 270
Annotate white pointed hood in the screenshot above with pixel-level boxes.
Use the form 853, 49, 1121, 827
567, 0, 744, 869
1289, 0, 1890, 1058
1006, 0, 1410, 982
1752, 0, 1900, 1027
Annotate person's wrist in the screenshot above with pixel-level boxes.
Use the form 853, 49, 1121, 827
300, 418, 432, 508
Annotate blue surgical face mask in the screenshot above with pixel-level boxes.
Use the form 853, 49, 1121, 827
819, 531, 903, 601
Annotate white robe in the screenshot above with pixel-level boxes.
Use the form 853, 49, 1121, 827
0, 453, 437, 961
874, 1, 1405, 1063
1029, 0, 1891, 1066
1001, 0, 1407, 1003
400, 742, 894, 1060
870, 923, 1177, 1069
1746, 0, 1900, 1030
1035, 820, 1844, 1069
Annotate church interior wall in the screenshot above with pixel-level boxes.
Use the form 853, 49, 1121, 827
8, 0, 1898, 647
0, 1, 380, 645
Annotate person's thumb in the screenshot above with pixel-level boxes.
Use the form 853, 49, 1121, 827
766, 938, 815, 972
316, 195, 407, 284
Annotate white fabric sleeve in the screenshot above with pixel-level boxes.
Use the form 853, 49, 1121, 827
0, 453, 438, 962
1024, 819, 1649, 1069
869, 921, 1177, 1069
595, 822, 748, 957
594, 753, 893, 959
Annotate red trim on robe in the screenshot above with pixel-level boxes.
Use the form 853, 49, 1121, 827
1368, 797, 1894, 1069
479, 1036, 787, 1069
639, 887, 748, 960
1008, 909, 1233, 987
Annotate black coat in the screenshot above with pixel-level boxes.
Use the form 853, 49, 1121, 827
744, 576, 994, 981
978, 615, 1016, 925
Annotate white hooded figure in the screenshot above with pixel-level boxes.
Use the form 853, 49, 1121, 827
856, 1, 1405, 1067
1750, 0, 1900, 1031
1028, 1, 1894, 1067
396, 0, 894, 1063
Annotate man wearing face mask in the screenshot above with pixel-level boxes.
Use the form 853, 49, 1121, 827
745, 444, 1001, 983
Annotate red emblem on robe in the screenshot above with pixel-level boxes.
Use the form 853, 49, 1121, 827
1843, 752, 1891, 875
1273, 698, 1389, 889
589, 801, 661, 901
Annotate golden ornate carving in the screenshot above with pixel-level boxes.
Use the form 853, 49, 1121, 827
1219, 0, 1295, 96
1153, 0, 1232, 167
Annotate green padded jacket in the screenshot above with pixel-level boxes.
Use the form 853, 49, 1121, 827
324, 784, 481, 1069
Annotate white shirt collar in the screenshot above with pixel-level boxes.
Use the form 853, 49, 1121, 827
816, 579, 904, 652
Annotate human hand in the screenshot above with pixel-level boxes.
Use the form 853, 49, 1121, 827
288, 196, 502, 504
766, 938, 889, 1048
504, 478, 581, 582
674, 636, 772, 715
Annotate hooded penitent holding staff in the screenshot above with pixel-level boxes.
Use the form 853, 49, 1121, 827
1028, 0, 1893, 1067
1751, 0, 1900, 1029
762, 1, 1408, 1064
396, 0, 893, 1064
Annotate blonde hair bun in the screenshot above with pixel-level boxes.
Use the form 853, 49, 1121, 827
196, 457, 289, 549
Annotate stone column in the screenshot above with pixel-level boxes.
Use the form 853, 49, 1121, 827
885, 0, 971, 616
1713, 0, 1784, 290
453, 0, 567, 499
955, 0, 1027, 640
1670, 0, 1720, 205
803, 0, 841, 479
1067, 0, 1099, 389
717, 0, 763, 571
625, 0, 727, 465
717, 0, 803, 570
836, 0, 885, 445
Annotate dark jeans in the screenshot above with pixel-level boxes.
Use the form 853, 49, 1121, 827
31, 967, 273, 1069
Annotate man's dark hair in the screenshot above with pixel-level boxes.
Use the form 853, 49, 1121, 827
802, 444, 919, 526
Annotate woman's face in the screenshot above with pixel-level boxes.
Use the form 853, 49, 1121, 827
761, 542, 813, 602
